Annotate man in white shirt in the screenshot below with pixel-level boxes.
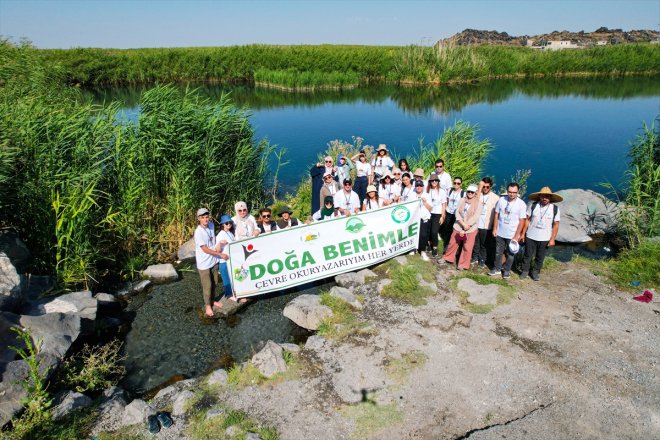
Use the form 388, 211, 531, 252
333, 179, 361, 216
194, 208, 224, 317
472, 177, 499, 268
488, 182, 527, 279
520, 187, 562, 281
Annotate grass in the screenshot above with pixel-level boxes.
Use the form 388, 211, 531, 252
317, 292, 371, 341
450, 272, 517, 314
377, 254, 436, 305
385, 351, 428, 387
608, 239, 660, 290
341, 402, 404, 440
255, 68, 360, 90
186, 404, 278, 440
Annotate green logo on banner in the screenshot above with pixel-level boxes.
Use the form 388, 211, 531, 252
345, 217, 366, 233
391, 206, 410, 223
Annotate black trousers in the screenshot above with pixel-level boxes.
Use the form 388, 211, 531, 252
429, 213, 442, 249
418, 219, 431, 253
354, 176, 368, 206
473, 228, 495, 266
440, 212, 456, 249
521, 237, 549, 276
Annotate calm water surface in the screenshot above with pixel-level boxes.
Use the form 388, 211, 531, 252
90, 77, 660, 195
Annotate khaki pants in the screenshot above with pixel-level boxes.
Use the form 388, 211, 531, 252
198, 265, 219, 306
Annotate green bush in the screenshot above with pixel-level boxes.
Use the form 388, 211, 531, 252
609, 239, 660, 290
59, 340, 126, 393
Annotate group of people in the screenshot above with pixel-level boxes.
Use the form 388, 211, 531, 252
193, 145, 562, 316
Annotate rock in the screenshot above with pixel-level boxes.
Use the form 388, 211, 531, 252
356, 268, 377, 281
246, 433, 262, 440
225, 425, 241, 438
394, 255, 408, 265
122, 399, 156, 426
555, 189, 619, 243
0, 252, 24, 312
448, 310, 473, 328
19, 312, 81, 359
101, 386, 129, 405
51, 390, 93, 421
304, 335, 327, 351
251, 340, 287, 378
131, 279, 151, 293
0, 358, 29, 426
329, 286, 363, 309
283, 294, 332, 330
172, 389, 195, 416
95, 292, 118, 307
143, 263, 178, 281
377, 279, 392, 293
207, 368, 229, 386
24, 291, 97, 334
279, 343, 301, 353
416, 273, 436, 291
206, 407, 226, 419
335, 269, 376, 288
0, 230, 31, 274
178, 238, 196, 261
457, 278, 499, 305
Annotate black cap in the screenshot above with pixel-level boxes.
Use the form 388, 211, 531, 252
343, 178, 352, 185
414, 180, 425, 187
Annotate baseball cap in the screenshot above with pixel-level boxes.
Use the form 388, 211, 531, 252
197, 208, 210, 216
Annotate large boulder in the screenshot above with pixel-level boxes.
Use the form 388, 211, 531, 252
0, 230, 31, 274
122, 399, 156, 427
177, 238, 196, 261
0, 252, 24, 313
143, 264, 178, 281
24, 291, 97, 334
251, 340, 287, 378
283, 294, 332, 330
51, 391, 93, 421
329, 286, 362, 310
555, 189, 619, 243
0, 312, 82, 426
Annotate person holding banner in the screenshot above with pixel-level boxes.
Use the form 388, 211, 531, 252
194, 208, 224, 317
426, 174, 447, 257
313, 196, 339, 221
362, 185, 383, 211
414, 180, 433, 261
442, 183, 482, 270
257, 207, 278, 234
215, 214, 244, 303
232, 201, 260, 240
334, 178, 361, 216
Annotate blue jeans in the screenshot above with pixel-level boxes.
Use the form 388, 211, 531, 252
218, 262, 233, 298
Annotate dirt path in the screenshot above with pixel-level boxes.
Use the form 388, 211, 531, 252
219, 260, 660, 439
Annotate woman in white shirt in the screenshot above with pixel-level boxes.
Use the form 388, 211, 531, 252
215, 214, 246, 303
399, 172, 414, 202
371, 144, 395, 182
350, 151, 372, 206
362, 185, 383, 211
378, 172, 400, 206
425, 175, 447, 257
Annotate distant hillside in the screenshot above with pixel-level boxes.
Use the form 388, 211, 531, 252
442, 27, 660, 47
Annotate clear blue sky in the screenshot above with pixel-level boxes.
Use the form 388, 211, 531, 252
1, 0, 658, 48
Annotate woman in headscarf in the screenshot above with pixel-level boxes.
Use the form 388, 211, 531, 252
232, 201, 260, 240
442, 182, 483, 270
336, 153, 353, 184
319, 171, 340, 211
312, 196, 338, 221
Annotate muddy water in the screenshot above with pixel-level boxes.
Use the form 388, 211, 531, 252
120, 269, 326, 394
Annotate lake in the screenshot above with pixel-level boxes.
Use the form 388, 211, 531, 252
87, 76, 660, 195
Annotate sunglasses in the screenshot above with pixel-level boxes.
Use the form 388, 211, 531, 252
467, 191, 475, 194
436, 165, 444, 168
261, 214, 270, 218
483, 185, 490, 189
324, 175, 333, 179
223, 222, 232, 225
325, 160, 332, 163
237, 209, 247, 212
344, 183, 352, 186
393, 173, 401, 176
454, 182, 461, 185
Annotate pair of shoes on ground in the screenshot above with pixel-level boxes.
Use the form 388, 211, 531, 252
148, 412, 173, 434
431, 249, 438, 257
487, 269, 511, 279
420, 251, 430, 262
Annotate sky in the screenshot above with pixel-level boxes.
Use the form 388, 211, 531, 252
0, 0, 658, 49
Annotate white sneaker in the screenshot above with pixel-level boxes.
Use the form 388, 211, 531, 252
421, 251, 430, 262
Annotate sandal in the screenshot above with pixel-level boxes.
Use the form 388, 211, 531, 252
147, 414, 160, 434
156, 411, 173, 429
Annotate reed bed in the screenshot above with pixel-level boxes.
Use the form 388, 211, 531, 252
0, 41, 270, 288
38, 43, 660, 87
254, 68, 360, 90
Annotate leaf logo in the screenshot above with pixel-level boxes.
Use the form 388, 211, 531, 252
345, 217, 366, 234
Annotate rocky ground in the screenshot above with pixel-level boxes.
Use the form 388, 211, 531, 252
98, 255, 659, 439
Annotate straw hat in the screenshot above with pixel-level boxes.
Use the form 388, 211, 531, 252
413, 168, 425, 177
380, 171, 393, 180
376, 144, 388, 152
528, 186, 563, 203
366, 185, 377, 193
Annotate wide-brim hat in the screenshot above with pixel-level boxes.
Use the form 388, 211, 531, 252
219, 214, 233, 224
380, 171, 393, 180
428, 174, 440, 182
376, 144, 388, 152
528, 186, 563, 203
278, 206, 293, 216
323, 171, 333, 178
366, 185, 377, 193
413, 168, 425, 177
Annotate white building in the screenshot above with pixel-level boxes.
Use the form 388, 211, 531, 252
544, 40, 580, 50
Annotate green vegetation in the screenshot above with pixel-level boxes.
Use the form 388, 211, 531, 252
188, 406, 278, 440
255, 68, 360, 90
36, 43, 660, 87
58, 340, 126, 393
385, 350, 428, 387
317, 292, 370, 341
609, 239, 660, 290
341, 402, 404, 440
450, 272, 517, 314
0, 41, 271, 289
378, 255, 436, 305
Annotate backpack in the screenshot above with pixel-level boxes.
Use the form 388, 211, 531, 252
530, 202, 558, 223
449, 188, 465, 199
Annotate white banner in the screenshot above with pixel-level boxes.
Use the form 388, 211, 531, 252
227, 200, 421, 297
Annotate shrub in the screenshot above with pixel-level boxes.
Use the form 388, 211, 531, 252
59, 339, 126, 393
